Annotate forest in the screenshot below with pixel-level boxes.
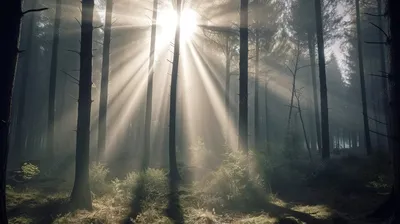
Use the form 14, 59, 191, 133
1, 0, 400, 223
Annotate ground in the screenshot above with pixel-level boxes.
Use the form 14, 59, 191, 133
6, 152, 392, 224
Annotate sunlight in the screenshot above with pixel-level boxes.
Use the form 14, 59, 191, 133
158, 8, 198, 42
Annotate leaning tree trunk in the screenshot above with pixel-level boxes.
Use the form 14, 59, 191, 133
254, 30, 260, 151
355, 0, 372, 155
97, 0, 113, 163
0, 1, 23, 222
314, 0, 331, 159
169, 0, 182, 183
70, 0, 94, 210
143, 0, 158, 169
239, 0, 249, 152
47, 0, 62, 165
307, 32, 322, 151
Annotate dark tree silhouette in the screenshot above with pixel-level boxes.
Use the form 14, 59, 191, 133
70, 0, 94, 210
239, 0, 249, 152
1, 1, 23, 222
355, 0, 372, 155
98, 0, 113, 163
47, 0, 62, 165
314, 0, 330, 159
169, 0, 182, 183
144, 0, 159, 169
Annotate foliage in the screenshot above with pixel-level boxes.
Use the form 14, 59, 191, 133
193, 150, 269, 211
21, 163, 40, 180
111, 168, 168, 205
89, 162, 111, 196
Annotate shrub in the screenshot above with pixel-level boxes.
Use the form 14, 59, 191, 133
89, 163, 110, 196
193, 150, 268, 211
21, 163, 40, 180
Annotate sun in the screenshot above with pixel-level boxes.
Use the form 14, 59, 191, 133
158, 8, 198, 42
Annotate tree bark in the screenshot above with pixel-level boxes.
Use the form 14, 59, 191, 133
254, 30, 260, 151
225, 35, 231, 143
0, 1, 23, 222
98, 0, 113, 163
307, 32, 322, 151
47, 0, 62, 165
314, 0, 331, 159
264, 81, 269, 151
143, 0, 158, 169
239, 0, 249, 152
169, 0, 182, 183
355, 0, 372, 155
70, 0, 94, 210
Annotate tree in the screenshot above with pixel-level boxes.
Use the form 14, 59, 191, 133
98, 0, 113, 163
143, 0, 158, 169
169, 0, 183, 183
239, 0, 249, 152
70, 0, 94, 210
47, 0, 62, 165
1, 1, 23, 222
355, 0, 372, 155
314, 0, 330, 159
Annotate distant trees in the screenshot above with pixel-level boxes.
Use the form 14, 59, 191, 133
70, 0, 94, 210
47, 0, 62, 165
98, 0, 113, 163
239, 0, 249, 152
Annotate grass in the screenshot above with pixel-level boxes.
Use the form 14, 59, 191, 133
6, 152, 391, 224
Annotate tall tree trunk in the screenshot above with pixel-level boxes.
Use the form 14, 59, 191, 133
388, 0, 400, 221
13, 0, 38, 167
144, 0, 158, 169
70, 0, 94, 210
98, 0, 113, 163
378, 0, 390, 148
307, 32, 322, 151
0, 1, 23, 222
264, 81, 269, 151
239, 0, 249, 152
225, 35, 231, 143
169, 0, 182, 183
254, 30, 260, 151
355, 0, 372, 155
47, 0, 62, 165
314, 0, 331, 159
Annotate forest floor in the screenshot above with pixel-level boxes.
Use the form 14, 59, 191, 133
6, 152, 392, 224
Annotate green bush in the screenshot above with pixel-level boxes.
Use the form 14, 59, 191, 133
111, 168, 168, 205
21, 163, 40, 180
89, 163, 111, 196
193, 150, 268, 210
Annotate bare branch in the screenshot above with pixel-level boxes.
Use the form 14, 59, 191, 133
75, 18, 81, 27
61, 70, 79, 83
22, 7, 48, 15
369, 22, 390, 40
66, 49, 80, 55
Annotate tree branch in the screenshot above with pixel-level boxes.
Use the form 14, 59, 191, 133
22, 7, 48, 16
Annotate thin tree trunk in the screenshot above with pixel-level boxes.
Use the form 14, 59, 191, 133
70, 0, 94, 210
225, 35, 231, 143
254, 30, 260, 151
307, 32, 322, 151
314, 0, 331, 159
264, 81, 269, 151
239, 0, 249, 152
47, 0, 62, 165
98, 0, 113, 163
169, 0, 182, 183
355, 0, 372, 155
378, 0, 390, 149
143, 0, 158, 169
0, 1, 23, 222
295, 92, 312, 162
